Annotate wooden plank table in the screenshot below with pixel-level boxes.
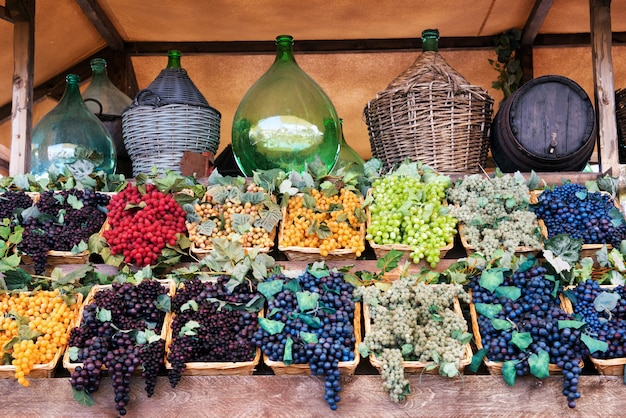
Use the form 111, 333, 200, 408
0, 374, 624, 417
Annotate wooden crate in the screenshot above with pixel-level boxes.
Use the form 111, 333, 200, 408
263, 302, 361, 375
63, 279, 174, 374
364, 297, 472, 375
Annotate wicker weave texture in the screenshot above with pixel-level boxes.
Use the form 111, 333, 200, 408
364, 51, 493, 173
122, 104, 220, 176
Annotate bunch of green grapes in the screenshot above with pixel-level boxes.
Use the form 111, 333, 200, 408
447, 174, 543, 259
354, 278, 470, 402
366, 172, 457, 267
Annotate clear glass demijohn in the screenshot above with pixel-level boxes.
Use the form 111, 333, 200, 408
232, 35, 340, 176
31, 74, 116, 177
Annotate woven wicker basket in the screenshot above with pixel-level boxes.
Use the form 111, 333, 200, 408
122, 64, 220, 176
0, 292, 82, 379
364, 298, 472, 375
63, 280, 174, 374
364, 50, 493, 173
263, 302, 361, 375
469, 293, 566, 375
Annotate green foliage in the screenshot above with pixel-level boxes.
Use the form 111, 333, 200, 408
489, 29, 523, 100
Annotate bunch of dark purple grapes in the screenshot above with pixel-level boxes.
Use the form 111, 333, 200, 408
17, 189, 110, 274
250, 269, 356, 411
68, 280, 169, 416
167, 275, 261, 388
568, 280, 626, 359
532, 183, 626, 246
469, 264, 589, 408
0, 189, 35, 220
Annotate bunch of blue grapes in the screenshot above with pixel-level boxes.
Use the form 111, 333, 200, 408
250, 269, 356, 410
469, 264, 588, 408
0, 190, 35, 220
532, 183, 626, 246
569, 280, 626, 359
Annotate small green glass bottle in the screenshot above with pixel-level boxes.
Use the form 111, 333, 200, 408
422, 28, 439, 52
232, 35, 340, 176
31, 74, 116, 177
329, 119, 364, 177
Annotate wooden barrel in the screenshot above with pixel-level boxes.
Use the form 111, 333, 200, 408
490, 75, 596, 172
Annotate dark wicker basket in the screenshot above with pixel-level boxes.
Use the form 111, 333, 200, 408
122, 67, 221, 176
364, 51, 493, 173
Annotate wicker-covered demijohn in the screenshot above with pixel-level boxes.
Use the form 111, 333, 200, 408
122, 51, 220, 176
364, 36, 494, 173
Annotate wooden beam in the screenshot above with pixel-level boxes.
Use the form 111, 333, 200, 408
8, 0, 35, 176
521, 0, 555, 46
74, 0, 124, 52
590, 0, 619, 175
0, 5, 13, 23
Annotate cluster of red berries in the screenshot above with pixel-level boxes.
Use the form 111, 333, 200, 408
103, 184, 187, 266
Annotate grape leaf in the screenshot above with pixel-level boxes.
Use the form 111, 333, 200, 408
451, 330, 473, 345
258, 317, 285, 335
401, 343, 413, 357
475, 303, 502, 319
124, 201, 147, 210
301, 331, 318, 344
232, 213, 253, 234
502, 360, 518, 386
608, 271, 625, 285
71, 240, 88, 255
358, 343, 371, 358
296, 291, 319, 311
297, 313, 322, 328
594, 291, 620, 312
279, 179, 299, 196
284, 279, 301, 293
181, 300, 199, 312
494, 286, 521, 301
255, 206, 281, 232
479, 269, 505, 292
491, 318, 512, 330
608, 248, 626, 272
68, 346, 79, 362
197, 220, 217, 237
575, 190, 588, 200
581, 333, 608, 354
241, 191, 266, 205
558, 320, 585, 330
544, 234, 581, 265
511, 331, 532, 350
282, 336, 294, 366
67, 194, 84, 210
469, 348, 488, 373
309, 261, 330, 279
258, 280, 283, 300
180, 320, 201, 336
97, 307, 112, 322
439, 361, 460, 378
73, 388, 94, 406
155, 294, 171, 313
528, 349, 550, 379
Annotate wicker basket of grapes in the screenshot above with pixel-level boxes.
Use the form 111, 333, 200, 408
164, 274, 263, 380
356, 278, 472, 393
278, 190, 366, 261
17, 189, 111, 273
63, 278, 174, 374
531, 186, 624, 260
365, 162, 456, 268
561, 282, 626, 376
0, 290, 82, 383
448, 174, 545, 260
186, 181, 280, 260
467, 261, 586, 389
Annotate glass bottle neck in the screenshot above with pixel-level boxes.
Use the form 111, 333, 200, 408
422, 29, 439, 52
60, 74, 84, 106
167, 50, 182, 68
275, 35, 296, 63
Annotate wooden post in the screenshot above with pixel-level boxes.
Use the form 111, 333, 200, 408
8, 0, 35, 176
589, 0, 619, 175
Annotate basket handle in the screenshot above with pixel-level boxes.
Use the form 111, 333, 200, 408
133, 89, 162, 107
83, 98, 103, 116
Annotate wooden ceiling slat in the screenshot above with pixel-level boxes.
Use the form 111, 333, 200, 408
0, 5, 12, 23
522, 0, 555, 46
74, 0, 124, 52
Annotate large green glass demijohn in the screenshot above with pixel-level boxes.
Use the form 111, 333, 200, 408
31, 73, 116, 177
232, 35, 340, 176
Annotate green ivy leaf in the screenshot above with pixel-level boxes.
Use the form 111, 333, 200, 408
97, 307, 112, 322
494, 286, 521, 301
502, 360, 518, 386
309, 261, 330, 279
594, 291, 620, 312
283, 336, 294, 365
296, 291, 319, 311
479, 269, 505, 292
155, 294, 171, 313
581, 333, 608, 354
300, 332, 318, 344
528, 349, 550, 379
258, 280, 283, 300
68, 346, 79, 362
469, 348, 488, 373
557, 320, 586, 330
491, 318, 512, 331
511, 331, 532, 350
475, 303, 502, 319
73, 388, 94, 406
180, 320, 201, 336
181, 300, 199, 312
258, 317, 285, 335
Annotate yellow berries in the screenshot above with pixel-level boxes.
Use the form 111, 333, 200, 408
280, 188, 366, 257
0, 290, 78, 386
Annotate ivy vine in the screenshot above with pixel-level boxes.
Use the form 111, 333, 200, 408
489, 29, 523, 100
